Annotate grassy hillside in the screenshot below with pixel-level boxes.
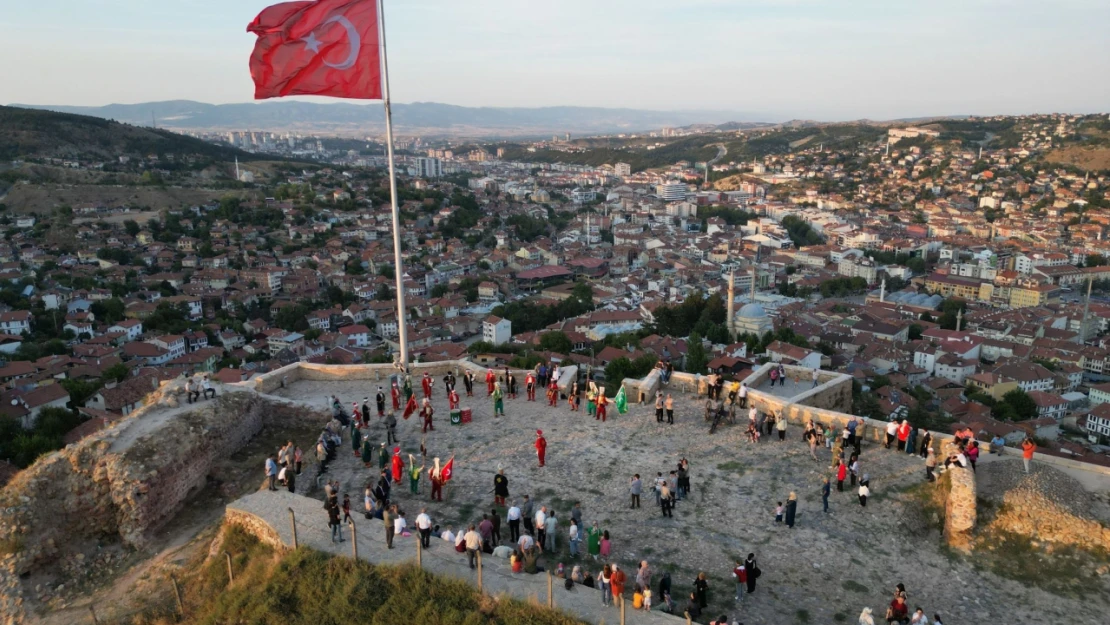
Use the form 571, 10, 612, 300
0, 105, 261, 162
134, 525, 586, 625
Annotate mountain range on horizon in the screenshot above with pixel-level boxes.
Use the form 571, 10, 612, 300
7, 100, 783, 137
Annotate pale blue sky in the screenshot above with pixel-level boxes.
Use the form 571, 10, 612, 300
2, 0, 1107, 120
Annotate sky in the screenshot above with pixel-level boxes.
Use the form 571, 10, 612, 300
2, 0, 1108, 121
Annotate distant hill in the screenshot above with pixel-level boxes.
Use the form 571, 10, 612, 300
12, 100, 767, 136
0, 105, 263, 162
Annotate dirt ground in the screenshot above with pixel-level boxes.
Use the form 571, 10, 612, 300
264, 379, 1110, 625
3, 183, 247, 214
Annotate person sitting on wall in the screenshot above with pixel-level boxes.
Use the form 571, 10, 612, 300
990, 434, 1006, 454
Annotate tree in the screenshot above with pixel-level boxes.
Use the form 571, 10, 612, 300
430, 284, 449, 298
102, 363, 130, 383
90, 298, 126, 324
375, 284, 393, 301
1001, 388, 1038, 421
604, 354, 656, 383
123, 220, 141, 237
685, 332, 708, 374
908, 324, 923, 341
906, 257, 927, 274
538, 331, 573, 355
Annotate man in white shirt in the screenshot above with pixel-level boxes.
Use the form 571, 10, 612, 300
506, 501, 522, 543
738, 382, 748, 408
464, 524, 482, 569
812, 368, 820, 388
415, 508, 433, 548
203, 376, 216, 399
885, 419, 898, 449
534, 506, 547, 550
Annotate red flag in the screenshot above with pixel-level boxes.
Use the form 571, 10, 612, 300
441, 457, 454, 483
247, 0, 382, 100
402, 394, 417, 420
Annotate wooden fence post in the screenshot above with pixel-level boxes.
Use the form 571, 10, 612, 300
619, 595, 626, 625
477, 551, 483, 592
170, 575, 184, 620
88, 605, 99, 625
416, 536, 422, 567
349, 520, 358, 559
288, 507, 298, 548
546, 568, 553, 608
225, 552, 233, 583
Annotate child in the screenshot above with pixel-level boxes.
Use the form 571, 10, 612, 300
633, 584, 644, 609
774, 502, 784, 523
341, 494, 352, 524
643, 586, 653, 611
600, 530, 611, 559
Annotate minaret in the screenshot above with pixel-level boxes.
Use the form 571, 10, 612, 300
234, 156, 240, 182
727, 269, 736, 335
585, 211, 590, 248
880, 277, 886, 303
956, 307, 963, 332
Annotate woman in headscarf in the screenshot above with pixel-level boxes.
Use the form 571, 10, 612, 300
586, 520, 602, 560
784, 491, 798, 528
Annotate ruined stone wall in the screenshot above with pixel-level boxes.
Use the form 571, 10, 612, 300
224, 509, 287, 552
990, 482, 1110, 552
944, 466, 977, 553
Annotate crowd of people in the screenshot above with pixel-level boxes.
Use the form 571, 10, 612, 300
260, 362, 1006, 624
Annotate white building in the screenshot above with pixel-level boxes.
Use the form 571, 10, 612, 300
656, 182, 687, 202
483, 315, 512, 346
615, 162, 631, 177
415, 157, 443, 178
0, 311, 32, 335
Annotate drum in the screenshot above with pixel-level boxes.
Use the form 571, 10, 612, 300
460, 408, 473, 424
450, 409, 462, 425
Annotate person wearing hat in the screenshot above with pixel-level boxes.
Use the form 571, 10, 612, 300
494, 468, 509, 506
390, 381, 400, 411
493, 381, 505, 417
376, 388, 386, 417
391, 447, 404, 485
429, 458, 445, 501
448, 387, 460, 410
408, 454, 424, 494
485, 368, 496, 396
525, 370, 536, 401
360, 433, 374, 467
378, 442, 389, 473
420, 398, 435, 433
535, 430, 547, 467
422, 372, 433, 400
362, 397, 372, 424
385, 411, 398, 445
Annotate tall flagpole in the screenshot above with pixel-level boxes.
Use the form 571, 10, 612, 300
378, 0, 409, 371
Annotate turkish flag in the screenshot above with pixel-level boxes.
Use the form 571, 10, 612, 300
402, 394, 417, 420
247, 0, 383, 100
441, 457, 454, 483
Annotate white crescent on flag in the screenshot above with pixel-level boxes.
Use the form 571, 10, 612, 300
322, 15, 360, 70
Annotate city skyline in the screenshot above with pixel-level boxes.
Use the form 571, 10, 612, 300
2, 0, 1108, 121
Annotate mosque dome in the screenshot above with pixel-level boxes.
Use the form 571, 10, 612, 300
737, 303, 767, 318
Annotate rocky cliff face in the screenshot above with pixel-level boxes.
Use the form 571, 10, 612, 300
0, 381, 329, 624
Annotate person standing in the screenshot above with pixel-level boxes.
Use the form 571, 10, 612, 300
676, 464, 688, 500
655, 392, 665, 423
732, 561, 747, 603
693, 572, 709, 609
485, 368, 496, 396
821, 477, 831, 513
569, 519, 580, 556
784, 492, 798, 528
420, 399, 435, 433
385, 411, 398, 445
630, 474, 642, 509
610, 564, 627, 606
665, 393, 675, 424
493, 469, 510, 506
286, 466, 296, 493
812, 368, 820, 388
569, 380, 580, 411
526, 370, 536, 401
464, 370, 475, 397
586, 521, 602, 560
744, 553, 758, 594
293, 445, 303, 475
925, 448, 937, 482
408, 455, 424, 494
885, 419, 898, 449
544, 509, 558, 552
660, 482, 673, 517
390, 381, 400, 411
448, 387, 460, 410
599, 565, 613, 607
1022, 437, 1036, 473
521, 495, 534, 536
896, 419, 911, 452
265, 454, 278, 491
858, 482, 870, 507
416, 508, 433, 548
507, 500, 521, 543
535, 506, 547, 549
421, 372, 433, 400
383, 505, 396, 549
596, 389, 608, 422
535, 430, 547, 467
836, 460, 847, 492
508, 372, 517, 399
492, 382, 505, 417
327, 498, 343, 543
776, 412, 787, 441
586, 381, 598, 417
491, 508, 502, 545
464, 524, 481, 569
